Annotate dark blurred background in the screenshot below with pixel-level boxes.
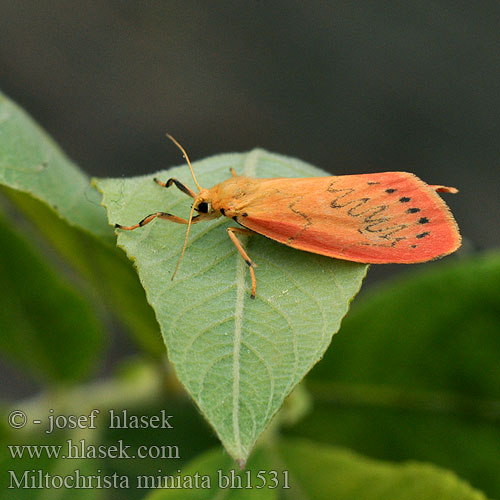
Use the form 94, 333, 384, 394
0, 1, 499, 391
1, 1, 499, 245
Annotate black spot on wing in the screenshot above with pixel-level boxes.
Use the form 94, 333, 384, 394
399, 197, 411, 203
416, 231, 430, 239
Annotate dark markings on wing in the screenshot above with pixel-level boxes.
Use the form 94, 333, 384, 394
358, 237, 407, 248
327, 180, 408, 247
416, 231, 430, 239
287, 199, 312, 244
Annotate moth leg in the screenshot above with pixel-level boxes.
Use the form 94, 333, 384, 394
227, 227, 257, 299
116, 212, 200, 230
229, 168, 237, 177
154, 177, 197, 198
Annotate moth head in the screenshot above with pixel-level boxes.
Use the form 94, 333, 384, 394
196, 201, 210, 213
165, 135, 220, 281
193, 189, 214, 216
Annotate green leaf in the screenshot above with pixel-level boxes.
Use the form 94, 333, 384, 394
146, 438, 489, 499
0, 90, 163, 355
95, 149, 368, 463
3, 187, 164, 357
0, 91, 112, 242
290, 251, 500, 498
0, 211, 104, 383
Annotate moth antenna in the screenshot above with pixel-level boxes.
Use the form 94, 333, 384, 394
171, 200, 198, 281
166, 133, 203, 192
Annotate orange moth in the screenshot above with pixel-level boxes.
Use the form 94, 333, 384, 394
116, 135, 461, 298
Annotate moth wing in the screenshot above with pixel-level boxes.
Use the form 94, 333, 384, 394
234, 172, 461, 264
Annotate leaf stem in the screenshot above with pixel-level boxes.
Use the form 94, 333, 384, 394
308, 380, 500, 422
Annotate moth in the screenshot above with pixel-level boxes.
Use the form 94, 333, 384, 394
116, 135, 461, 298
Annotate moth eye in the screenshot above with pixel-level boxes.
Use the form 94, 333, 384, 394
197, 202, 210, 213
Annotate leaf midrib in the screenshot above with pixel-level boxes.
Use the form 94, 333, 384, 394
230, 149, 260, 460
